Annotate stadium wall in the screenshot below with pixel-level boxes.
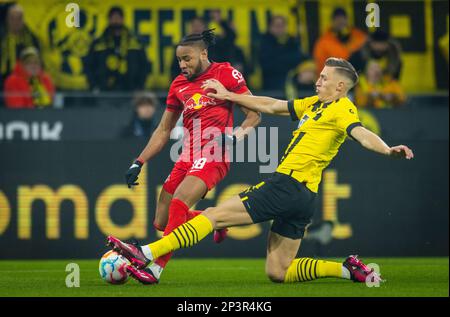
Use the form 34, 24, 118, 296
11, 0, 449, 92
0, 107, 448, 258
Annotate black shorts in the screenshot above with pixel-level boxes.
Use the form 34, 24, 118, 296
238, 172, 317, 239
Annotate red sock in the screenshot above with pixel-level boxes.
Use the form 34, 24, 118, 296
186, 210, 202, 221
154, 198, 189, 268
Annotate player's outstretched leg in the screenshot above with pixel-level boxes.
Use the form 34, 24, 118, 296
283, 254, 382, 283
265, 231, 382, 284
187, 210, 228, 243
106, 214, 214, 284
119, 195, 252, 284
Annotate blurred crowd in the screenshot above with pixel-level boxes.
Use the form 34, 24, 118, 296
1, 3, 448, 137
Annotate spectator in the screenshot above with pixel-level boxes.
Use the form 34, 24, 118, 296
207, 10, 250, 78
354, 60, 406, 109
0, 4, 40, 89
313, 7, 366, 74
85, 6, 151, 91
121, 92, 159, 138
285, 59, 317, 99
259, 15, 304, 91
170, 17, 207, 80
3, 47, 55, 109
350, 29, 403, 80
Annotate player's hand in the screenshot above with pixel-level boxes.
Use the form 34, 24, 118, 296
389, 145, 414, 160
125, 159, 143, 188
201, 79, 230, 100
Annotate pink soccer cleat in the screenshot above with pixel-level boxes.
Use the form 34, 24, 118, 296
213, 228, 228, 243
126, 265, 159, 285
343, 255, 383, 283
106, 236, 150, 269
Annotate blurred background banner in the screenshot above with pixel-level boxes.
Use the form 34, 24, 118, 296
12, 0, 449, 92
0, 106, 449, 141
0, 107, 448, 258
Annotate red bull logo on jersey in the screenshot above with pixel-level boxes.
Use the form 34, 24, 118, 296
184, 93, 216, 111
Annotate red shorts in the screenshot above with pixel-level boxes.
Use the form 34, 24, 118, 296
162, 158, 230, 196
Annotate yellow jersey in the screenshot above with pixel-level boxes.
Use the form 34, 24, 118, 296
276, 95, 361, 193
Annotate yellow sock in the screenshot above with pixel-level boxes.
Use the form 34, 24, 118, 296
284, 258, 343, 283
147, 215, 213, 259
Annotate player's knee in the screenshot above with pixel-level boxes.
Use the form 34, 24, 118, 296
153, 218, 166, 232
266, 269, 286, 283
265, 266, 286, 283
154, 204, 169, 226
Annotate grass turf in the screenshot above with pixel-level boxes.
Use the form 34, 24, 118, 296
0, 258, 448, 297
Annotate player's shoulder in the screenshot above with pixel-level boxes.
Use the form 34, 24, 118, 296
304, 95, 320, 104
293, 95, 319, 107
212, 62, 246, 88
213, 62, 241, 76
336, 97, 357, 109
334, 97, 358, 115
213, 61, 233, 71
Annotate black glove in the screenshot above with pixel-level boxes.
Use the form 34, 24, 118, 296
125, 159, 143, 188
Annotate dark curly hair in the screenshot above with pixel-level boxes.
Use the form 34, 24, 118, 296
177, 29, 216, 49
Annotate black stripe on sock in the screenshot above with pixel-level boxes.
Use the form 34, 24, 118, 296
310, 260, 316, 279
298, 258, 307, 281
305, 259, 313, 280
172, 230, 183, 248
185, 222, 198, 243
186, 223, 199, 243
313, 260, 318, 279
179, 225, 192, 247
175, 228, 188, 247
184, 223, 197, 246
302, 258, 309, 281
302, 259, 310, 280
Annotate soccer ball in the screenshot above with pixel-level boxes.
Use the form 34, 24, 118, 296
99, 250, 130, 284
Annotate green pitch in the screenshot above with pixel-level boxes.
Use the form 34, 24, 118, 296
0, 258, 448, 297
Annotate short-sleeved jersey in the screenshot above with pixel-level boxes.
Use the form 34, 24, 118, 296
166, 62, 249, 161
276, 96, 362, 193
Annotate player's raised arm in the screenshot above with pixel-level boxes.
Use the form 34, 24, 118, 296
350, 125, 414, 159
137, 109, 181, 162
202, 79, 289, 116
125, 110, 181, 188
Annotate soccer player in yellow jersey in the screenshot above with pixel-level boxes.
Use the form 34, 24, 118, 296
107, 58, 414, 285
